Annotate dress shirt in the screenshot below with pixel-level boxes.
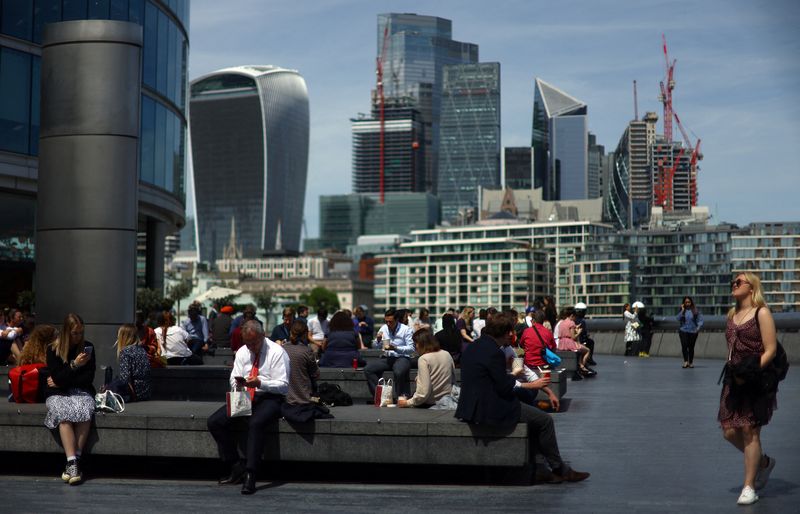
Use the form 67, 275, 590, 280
378, 322, 415, 358
229, 338, 290, 395
182, 316, 209, 343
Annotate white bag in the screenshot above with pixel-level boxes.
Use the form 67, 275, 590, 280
375, 378, 394, 407
95, 390, 125, 413
511, 357, 524, 374
226, 387, 252, 417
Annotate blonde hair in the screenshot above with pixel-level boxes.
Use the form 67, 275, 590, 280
116, 323, 139, 358
19, 324, 56, 365
459, 306, 475, 321
50, 313, 84, 363
728, 272, 767, 319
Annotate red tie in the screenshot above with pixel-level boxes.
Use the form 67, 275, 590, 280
247, 351, 261, 400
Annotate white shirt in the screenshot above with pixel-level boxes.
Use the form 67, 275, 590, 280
230, 338, 290, 395
155, 326, 192, 359
377, 322, 415, 358
472, 319, 486, 337
307, 317, 328, 341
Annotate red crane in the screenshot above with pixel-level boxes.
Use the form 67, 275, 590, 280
658, 34, 676, 143
674, 111, 703, 206
655, 145, 686, 211
376, 25, 390, 204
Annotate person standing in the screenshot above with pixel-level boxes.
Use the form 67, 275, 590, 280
206, 320, 290, 495
623, 303, 641, 357
456, 312, 589, 484
636, 303, 654, 358
719, 273, 780, 505
677, 296, 704, 368
44, 313, 96, 485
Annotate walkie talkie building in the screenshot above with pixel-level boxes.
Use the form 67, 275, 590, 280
190, 66, 309, 264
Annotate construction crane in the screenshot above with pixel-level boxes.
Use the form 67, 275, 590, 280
655, 145, 686, 211
658, 34, 676, 143
673, 111, 703, 206
376, 24, 390, 204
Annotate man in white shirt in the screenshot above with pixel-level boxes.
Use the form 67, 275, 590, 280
306, 307, 329, 353
207, 320, 290, 495
363, 308, 415, 400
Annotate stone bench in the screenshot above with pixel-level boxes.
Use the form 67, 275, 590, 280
146, 366, 567, 403
0, 402, 530, 468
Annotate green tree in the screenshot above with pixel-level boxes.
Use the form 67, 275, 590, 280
253, 291, 275, 313
16, 290, 35, 311
167, 280, 193, 316
300, 287, 340, 312
137, 288, 174, 316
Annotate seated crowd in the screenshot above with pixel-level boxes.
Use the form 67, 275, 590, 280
2, 297, 591, 492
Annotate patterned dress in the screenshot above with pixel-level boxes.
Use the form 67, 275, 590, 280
718, 316, 776, 428
119, 345, 152, 401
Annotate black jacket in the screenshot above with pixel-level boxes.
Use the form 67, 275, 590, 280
45, 342, 96, 398
455, 334, 520, 427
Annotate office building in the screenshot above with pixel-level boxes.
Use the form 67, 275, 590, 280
503, 147, 534, 190
315, 192, 439, 252
190, 65, 309, 264
587, 133, 603, 199
732, 222, 799, 312
565, 236, 631, 318
351, 99, 425, 193
480, 187, 603, 223
438, 62, 501, 222
652, 140, 693, 213
377, 13, 478, 192
531, 78, 589, 201
0, 0, 189, 300
604, 112, 658, 229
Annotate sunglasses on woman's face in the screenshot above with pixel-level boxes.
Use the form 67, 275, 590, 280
731, 278, 750, 290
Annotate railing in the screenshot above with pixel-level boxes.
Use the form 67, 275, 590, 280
586, 312, 800, 331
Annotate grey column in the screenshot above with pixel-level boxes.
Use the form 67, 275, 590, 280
145, 218, 168, 293
36, 21, 142, 382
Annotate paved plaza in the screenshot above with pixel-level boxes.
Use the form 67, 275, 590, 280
3, 354, 798, 512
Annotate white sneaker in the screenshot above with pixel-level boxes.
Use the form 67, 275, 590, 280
755, 456, 776, 490
737, 486, 758, 505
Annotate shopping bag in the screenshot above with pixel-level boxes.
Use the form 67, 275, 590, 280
380, 378, 394, 407
226, 387, 252, 417
95, 390, 125, 413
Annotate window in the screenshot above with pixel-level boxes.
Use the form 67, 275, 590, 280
142, 1, 157, 87
139, 95, 155, 183
88, 0, 110, 19
33, 0, 62, 43
0, 47, 32, 154
62, 0, 88, 21
2, 0, 33, 40
156, 8, 168, 94
110, 0, 129, 20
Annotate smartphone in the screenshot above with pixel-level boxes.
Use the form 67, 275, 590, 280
234, 376, 246, 384
83, 345, 93, 355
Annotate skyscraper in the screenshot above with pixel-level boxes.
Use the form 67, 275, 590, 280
652, 140, 693, 213
587, 133, 604, 199
0, 0, 189, 299
438, 62, 501, 222
503, 147, 534, 190
377, 13, 478, 192
531, 78, 588, 201
190, 66, 309, 264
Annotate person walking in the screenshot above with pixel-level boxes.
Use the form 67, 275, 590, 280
719, 273, 780, 505
623, 303, 641, 357
635, 302, 654, 357
677, 296, 704, 368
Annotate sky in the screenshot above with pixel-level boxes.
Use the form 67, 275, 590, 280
186, 0, 800, 239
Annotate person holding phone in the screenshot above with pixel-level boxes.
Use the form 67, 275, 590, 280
44, 313, 96, 485
677, 296, 704, 368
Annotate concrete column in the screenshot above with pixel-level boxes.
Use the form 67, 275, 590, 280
36, 21, 142, 380
145, 218, 168, 293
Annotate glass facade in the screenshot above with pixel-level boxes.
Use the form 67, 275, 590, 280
190, 66, 310, 264
531, 78, 588, 201
376, 13, 478, 193
504, 147, 534, 190
438, 62, 501, 222
0, 0, 188, 201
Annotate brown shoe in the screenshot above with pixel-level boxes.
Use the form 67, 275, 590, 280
549, 468, 590, 483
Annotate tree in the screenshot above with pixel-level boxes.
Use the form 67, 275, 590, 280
137, 288, 174, 316
253, 291, 275, 313
167, 280, 193, 317
300, 287, 340, 312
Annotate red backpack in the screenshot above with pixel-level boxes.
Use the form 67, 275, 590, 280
9, 363, 48, 403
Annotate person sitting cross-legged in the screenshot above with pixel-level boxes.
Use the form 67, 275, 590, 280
206, 320, 290, 495
456, 312, 589, 484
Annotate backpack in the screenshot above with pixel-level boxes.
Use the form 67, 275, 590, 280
317, 382, 353, 407
9, 363, 48, 403
754, 308, 789, 383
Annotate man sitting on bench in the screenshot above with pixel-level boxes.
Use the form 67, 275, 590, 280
456, 312, 590, 484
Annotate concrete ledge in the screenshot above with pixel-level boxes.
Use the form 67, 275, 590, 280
0, 402, 529, 467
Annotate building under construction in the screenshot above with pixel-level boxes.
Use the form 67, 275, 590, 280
652, 140, 693, 213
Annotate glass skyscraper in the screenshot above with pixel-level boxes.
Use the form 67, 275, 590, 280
377, 13, 478, 193
190, 66, 309, 265
0, 0, 189, 300
531, 78, 588, 201
438, 62, 501, 222
503, 147, 534, 190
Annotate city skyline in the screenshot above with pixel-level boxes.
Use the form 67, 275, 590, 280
188, 0, 800, 239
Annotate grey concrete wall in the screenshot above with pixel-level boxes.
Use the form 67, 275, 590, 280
35, 21, 142, 381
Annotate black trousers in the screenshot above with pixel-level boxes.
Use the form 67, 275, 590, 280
519, 402, 564, 472
679, 331, 699, 363
364, 356, 413, 398
207, 394, 283, 471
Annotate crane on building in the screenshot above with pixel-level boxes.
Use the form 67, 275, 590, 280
658, 34, 676, 143
673, 111, 703, 206
376, 24, 390, 204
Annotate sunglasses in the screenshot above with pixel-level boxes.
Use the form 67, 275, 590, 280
731, 278, 751, 290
